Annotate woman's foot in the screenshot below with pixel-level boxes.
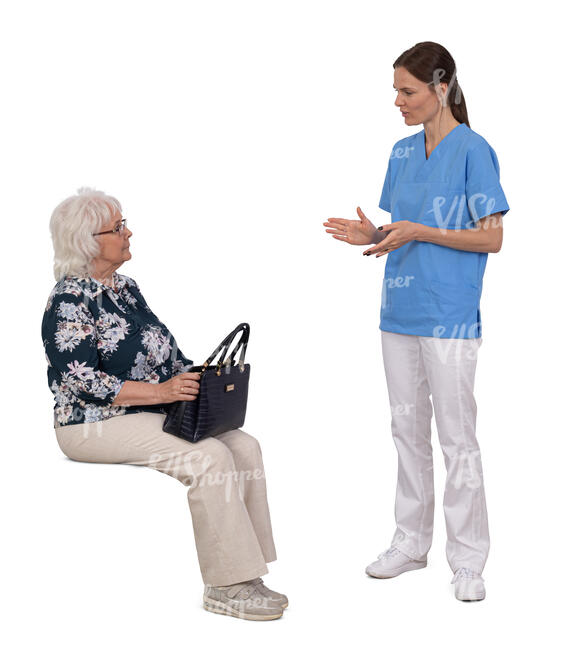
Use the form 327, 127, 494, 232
203, 580, 284, 620
249, 577, 288, 608
365, 546, 427, 578
451, 567, 486, 601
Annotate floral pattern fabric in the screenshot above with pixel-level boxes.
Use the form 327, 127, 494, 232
42, 272, 193, 427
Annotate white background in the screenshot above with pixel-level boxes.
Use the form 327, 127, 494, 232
2, 0, 584, 647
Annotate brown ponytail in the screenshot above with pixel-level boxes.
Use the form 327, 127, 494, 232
393, 41, 470, 128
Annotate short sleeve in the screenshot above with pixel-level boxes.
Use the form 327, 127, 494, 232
42, 295, 124, 406
465, 141, 510, 222
378, 148, 394, 214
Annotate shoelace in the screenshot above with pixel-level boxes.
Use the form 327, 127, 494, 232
451, 567, 483, 584
377, 546, 402, 561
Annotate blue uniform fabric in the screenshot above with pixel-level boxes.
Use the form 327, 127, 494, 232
378, 122, 510, 339
42, 272, 193, 427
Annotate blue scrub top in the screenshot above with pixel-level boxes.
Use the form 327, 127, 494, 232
378, 122, 510, 339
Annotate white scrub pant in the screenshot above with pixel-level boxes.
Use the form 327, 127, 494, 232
381, 331, 490, 575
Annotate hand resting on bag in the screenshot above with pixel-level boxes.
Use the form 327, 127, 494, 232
156, 371, 201, 404
113, 371, 201, 407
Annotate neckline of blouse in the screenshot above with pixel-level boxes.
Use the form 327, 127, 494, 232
71, 272, 128, 295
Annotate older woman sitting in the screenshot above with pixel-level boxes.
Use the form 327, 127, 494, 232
41, 187, 286, 621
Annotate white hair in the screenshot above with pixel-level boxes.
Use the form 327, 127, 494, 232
49, 187, 123, 281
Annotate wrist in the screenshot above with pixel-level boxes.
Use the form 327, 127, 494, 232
372, 229, 385, 245
153, 382, 163, 404
413, 222, 426, 242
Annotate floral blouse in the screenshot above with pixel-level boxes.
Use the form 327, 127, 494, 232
41, 272, 193, 428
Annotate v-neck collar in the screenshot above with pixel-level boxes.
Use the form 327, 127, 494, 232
421, 122, 466, 162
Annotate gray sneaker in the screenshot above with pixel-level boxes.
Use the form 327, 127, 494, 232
203, 580, 284, 620
249, 577, 288, 608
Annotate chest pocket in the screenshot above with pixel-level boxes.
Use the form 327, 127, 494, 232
392, 181, 469, 229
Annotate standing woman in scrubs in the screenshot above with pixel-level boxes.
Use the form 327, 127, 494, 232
323, 42, 509, 602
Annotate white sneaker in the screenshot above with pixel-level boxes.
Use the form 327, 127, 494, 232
451, 567, 486, 601
365, 546, 427, 578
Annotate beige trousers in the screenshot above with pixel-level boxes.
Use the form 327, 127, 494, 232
55, 412, 277, 586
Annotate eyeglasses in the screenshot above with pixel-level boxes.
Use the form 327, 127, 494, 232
92, 219, 127, 237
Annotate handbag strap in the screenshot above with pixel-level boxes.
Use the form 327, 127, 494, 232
202, 323, 250, 375
225, 323, 250, 369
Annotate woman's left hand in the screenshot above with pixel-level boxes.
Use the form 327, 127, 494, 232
363, 220, 421, 258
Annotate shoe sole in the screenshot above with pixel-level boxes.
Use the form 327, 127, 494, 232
456, 593, 485, 601
203, 596, 283, 621
366, 560, 427, 579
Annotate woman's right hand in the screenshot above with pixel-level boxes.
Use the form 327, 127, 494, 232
323, 207, 378, 246
157, 371, 201, 403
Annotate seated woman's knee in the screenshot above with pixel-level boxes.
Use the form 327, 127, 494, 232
189, 436, 236, 473
222, 429, 262, 457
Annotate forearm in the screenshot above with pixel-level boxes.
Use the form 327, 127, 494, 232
112, 380, 162, 407
413, 220, 501, 253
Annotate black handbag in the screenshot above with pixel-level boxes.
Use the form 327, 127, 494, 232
162, 323, 251, 443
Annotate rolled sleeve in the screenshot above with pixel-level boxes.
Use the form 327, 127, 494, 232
465, 141, 510, 222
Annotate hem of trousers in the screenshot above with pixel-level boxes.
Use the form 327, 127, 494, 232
393, 542, 428, 563
203, 563, 269, 588
450, 564, 486, 576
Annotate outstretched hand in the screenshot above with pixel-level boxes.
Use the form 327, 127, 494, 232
323, 207, 378, 246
